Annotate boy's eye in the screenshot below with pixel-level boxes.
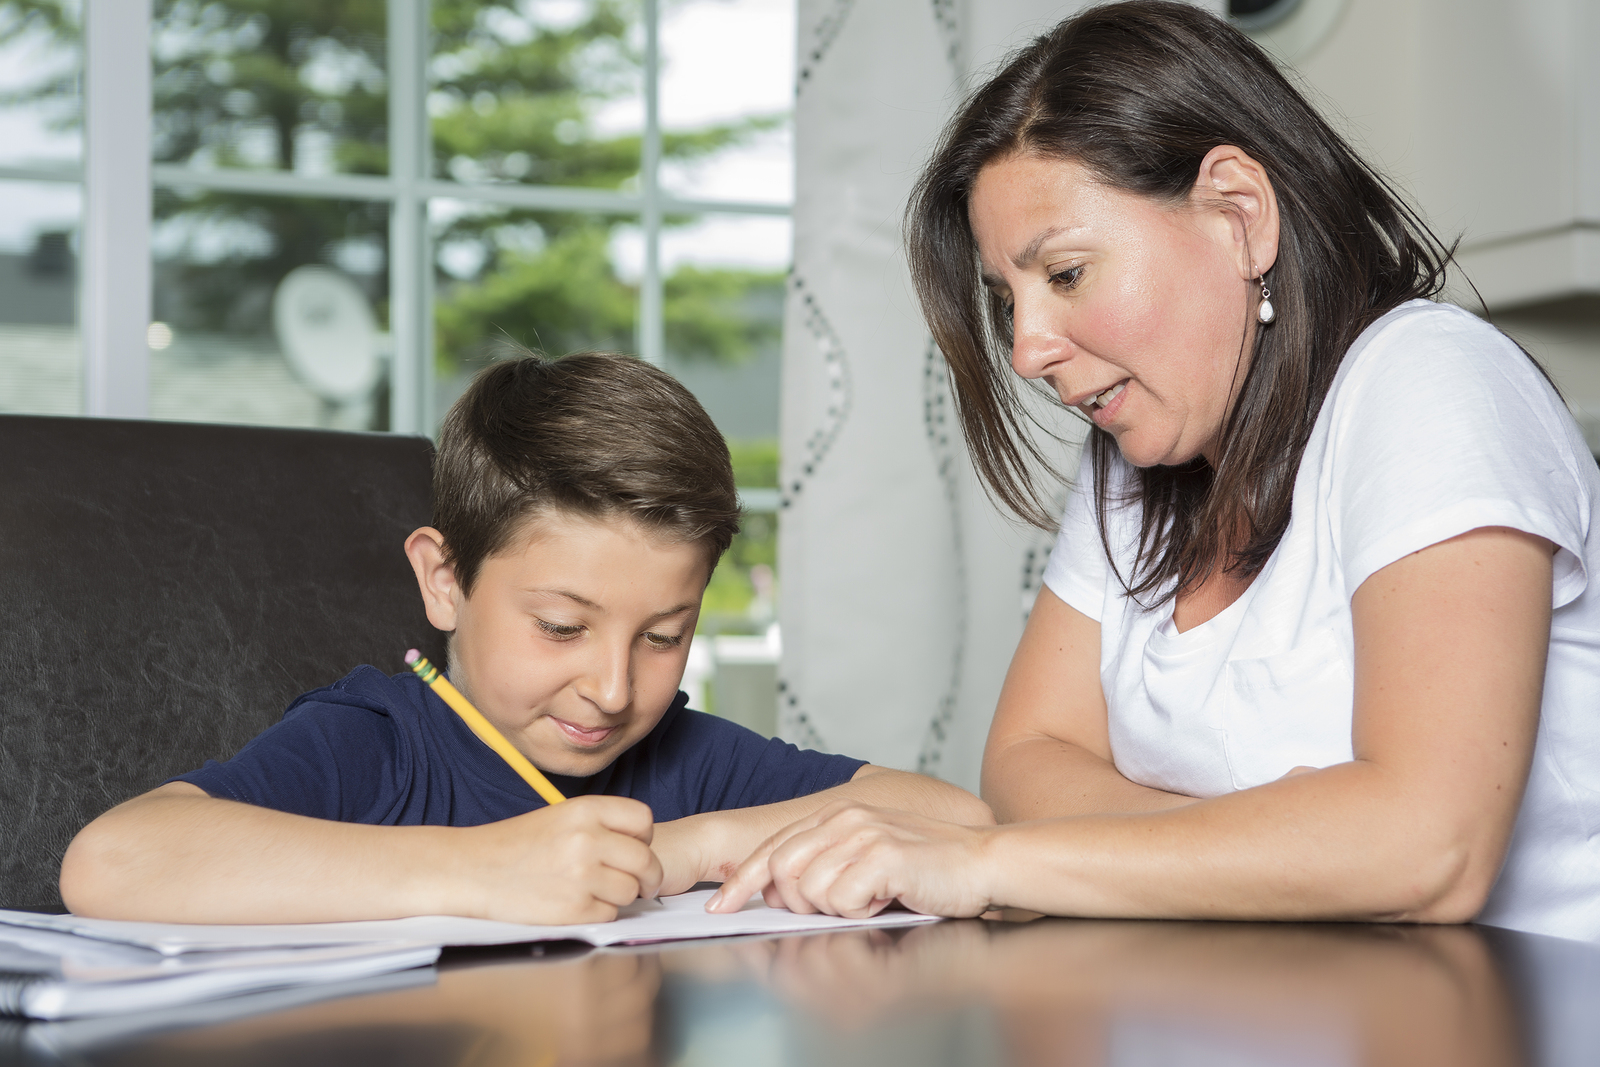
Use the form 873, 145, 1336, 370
536, 619, 584, 640
643, 631, 684, 650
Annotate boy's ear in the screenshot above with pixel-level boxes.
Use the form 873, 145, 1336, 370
405, 527, 461, 633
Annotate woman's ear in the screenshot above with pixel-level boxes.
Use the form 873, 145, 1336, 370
1194, 144, 1280, 282
405, 527, 461, 632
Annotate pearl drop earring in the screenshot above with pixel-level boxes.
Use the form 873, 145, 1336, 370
1256, 275, 1276, 325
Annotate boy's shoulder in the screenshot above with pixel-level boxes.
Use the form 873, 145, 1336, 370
284, 663, 429, 720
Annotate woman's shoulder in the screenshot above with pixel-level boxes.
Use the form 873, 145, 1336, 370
1335, 300, 1553, 400
1323, 300, 1577, 451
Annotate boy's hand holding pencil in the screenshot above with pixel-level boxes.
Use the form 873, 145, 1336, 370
406, 650, 666, 911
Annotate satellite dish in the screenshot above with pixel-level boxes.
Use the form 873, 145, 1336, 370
272, 265, 381, 404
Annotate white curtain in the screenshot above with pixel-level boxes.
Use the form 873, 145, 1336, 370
776, 0, 1106, 789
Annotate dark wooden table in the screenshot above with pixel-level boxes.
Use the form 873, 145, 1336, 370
7, 915, 1598, 1065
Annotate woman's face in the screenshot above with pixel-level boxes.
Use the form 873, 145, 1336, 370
969, 153, 1259, 468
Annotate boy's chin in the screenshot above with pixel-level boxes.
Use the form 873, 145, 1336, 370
532, 733, 634, 780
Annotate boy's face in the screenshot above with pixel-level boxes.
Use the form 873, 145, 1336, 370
411, 512, 710, 778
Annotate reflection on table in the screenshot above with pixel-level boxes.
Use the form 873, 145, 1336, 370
20, 913, 1600, 1067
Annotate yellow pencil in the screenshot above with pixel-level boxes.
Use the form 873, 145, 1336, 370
405, 649, 567, 806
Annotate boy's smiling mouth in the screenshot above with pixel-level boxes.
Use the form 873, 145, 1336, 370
550, 717, 618, 747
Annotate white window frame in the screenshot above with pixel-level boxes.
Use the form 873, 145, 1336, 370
0, 0, 791, 433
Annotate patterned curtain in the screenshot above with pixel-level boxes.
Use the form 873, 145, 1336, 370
776, 0, 1117, 788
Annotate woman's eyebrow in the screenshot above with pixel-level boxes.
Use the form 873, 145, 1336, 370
1013, 226, 1067, 268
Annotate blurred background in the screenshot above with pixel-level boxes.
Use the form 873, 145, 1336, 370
0, 0, 788, 731
0, 0, 1593, 772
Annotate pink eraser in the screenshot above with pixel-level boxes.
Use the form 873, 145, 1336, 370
404, 649, 421, 664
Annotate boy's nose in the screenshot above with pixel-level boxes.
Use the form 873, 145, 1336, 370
577, 641, 632, 714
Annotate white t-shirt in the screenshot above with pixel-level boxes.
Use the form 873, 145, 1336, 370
1042, 300, 1600, 942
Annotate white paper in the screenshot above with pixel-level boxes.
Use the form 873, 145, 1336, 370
22, 967, 436, 1057
0, 890, 940, 956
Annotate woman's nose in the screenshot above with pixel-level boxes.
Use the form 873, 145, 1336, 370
1009, 303, 1066, 380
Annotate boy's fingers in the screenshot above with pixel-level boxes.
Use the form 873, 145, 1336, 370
592, 864, 651, 909
582, 795, 656, 841
636, 843, 665, 900
597, 833, 664, 899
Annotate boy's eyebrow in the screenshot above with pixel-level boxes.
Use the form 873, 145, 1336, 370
530, 588, 698, 620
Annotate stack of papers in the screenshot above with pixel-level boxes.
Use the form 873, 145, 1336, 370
0, 889, 939, 1020
0, 921, 437, 1020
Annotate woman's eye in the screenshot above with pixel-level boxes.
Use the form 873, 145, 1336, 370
1048, 265, 1083, 289
536, 619, 584, 640
643, 631, 685, 650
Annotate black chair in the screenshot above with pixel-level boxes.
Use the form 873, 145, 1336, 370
0, 415, 447, 908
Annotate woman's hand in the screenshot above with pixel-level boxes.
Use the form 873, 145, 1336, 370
706, 803, 996, 919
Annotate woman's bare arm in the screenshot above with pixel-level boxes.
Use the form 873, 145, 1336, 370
653, 765, 993, 894
713, 526, 1549, 922
982, 587, 1196, 819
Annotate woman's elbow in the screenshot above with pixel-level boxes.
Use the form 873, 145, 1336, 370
1378, 836, 1503, 925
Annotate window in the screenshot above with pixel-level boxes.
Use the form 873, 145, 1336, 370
0, 0, 788, 719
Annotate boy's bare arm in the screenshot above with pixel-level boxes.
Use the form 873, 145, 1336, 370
60, 782, 663, 924
651, 767, 993, 893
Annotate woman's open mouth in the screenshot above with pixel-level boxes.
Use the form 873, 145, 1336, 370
1087, 380, 1128, 425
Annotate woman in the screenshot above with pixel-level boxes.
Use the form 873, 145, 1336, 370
709, 0, 1600, 941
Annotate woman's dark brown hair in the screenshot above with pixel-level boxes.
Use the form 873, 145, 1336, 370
906, 0, 1455, 603
433, 349, 741, 594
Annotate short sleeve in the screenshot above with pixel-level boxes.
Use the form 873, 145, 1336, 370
1042, 443, 1115, 621
1326, 304, 1592, 606
621, 707, 866, 821
173, 700, 400, 822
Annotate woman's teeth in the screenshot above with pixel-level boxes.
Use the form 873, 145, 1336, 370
1091, 381, 1126, 409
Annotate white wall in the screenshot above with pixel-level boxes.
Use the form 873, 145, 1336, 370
1285, 0, 1600, 440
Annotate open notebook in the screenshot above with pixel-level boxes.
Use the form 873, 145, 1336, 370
0, 890, 939, 1018
1, 890, 939, 955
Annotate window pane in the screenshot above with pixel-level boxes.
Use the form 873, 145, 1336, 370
152, 0, 389, 176
150, 189, 390, 428
659, 0, 793, 205
429, 0, 642, 189
431, 200, 639, 414
0, 0, 82, 169
643, 212, 788, 637
0, 179, 80, 415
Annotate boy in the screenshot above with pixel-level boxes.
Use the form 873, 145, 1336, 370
60, 352, 991, 925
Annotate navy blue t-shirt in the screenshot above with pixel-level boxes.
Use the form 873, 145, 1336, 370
176, 666, 866, 825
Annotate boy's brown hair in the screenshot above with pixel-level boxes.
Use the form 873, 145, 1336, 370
433, 350, 741, 594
